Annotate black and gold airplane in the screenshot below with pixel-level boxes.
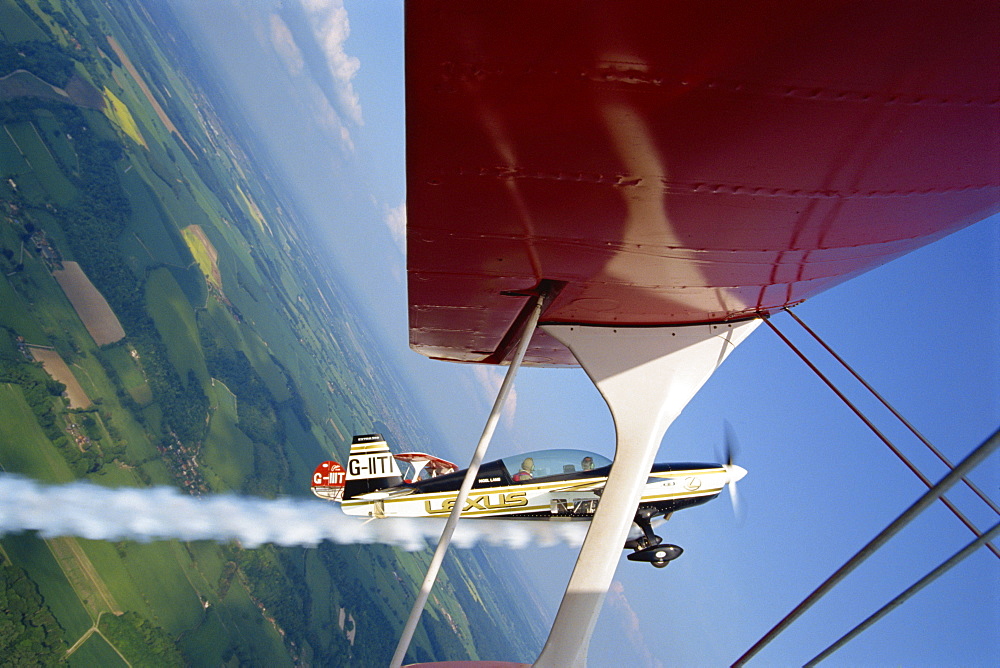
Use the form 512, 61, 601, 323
312, 433, 745, 567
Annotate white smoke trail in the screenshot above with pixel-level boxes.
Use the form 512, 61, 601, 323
0, 474, 588, 550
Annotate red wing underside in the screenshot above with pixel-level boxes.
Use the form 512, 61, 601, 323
405, 0, 999, 366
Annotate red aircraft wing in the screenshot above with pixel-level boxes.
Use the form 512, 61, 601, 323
406, 0, 999, 366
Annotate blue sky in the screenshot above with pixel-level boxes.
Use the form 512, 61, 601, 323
166, 1, 999, 665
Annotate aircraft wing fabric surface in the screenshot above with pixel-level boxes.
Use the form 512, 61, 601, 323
405, 0, 999, 366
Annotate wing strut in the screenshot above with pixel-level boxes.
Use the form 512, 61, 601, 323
782, 307, 1000, 519
731, 426, 1000, 667
804, 518, 1000, 666
390, 291, 548, 668
534, 319, 761, 667
764, 316, 999, 559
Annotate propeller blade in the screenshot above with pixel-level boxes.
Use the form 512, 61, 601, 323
720, 421, 746, 521
724, 420, 739, 466
729, 475, 743, 522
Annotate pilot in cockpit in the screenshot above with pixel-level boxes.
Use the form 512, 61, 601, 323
513, 457, 534, 481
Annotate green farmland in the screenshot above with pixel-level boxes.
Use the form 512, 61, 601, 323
0, 0, 542, 665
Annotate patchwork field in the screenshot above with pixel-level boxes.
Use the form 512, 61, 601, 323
101, 86, 146, 147
0, 0, 543, 664
51, 262, 126, 346
145, 266, 208, 385
105, 34, 193, 155
182, 224, 222, 292
0, 1, 48, 41
5, 120, 77, 206
67, 631, 127, 667
29, 346, 91, 408
0, 384, 75, 483
47, 537, 122, 618
0, 274, 49, 343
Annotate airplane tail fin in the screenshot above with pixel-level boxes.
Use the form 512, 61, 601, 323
342, 433, 403, 500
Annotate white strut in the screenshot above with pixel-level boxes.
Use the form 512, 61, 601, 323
534, 319, 761, 667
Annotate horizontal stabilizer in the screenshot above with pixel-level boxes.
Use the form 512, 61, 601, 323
311, 461, 346, 501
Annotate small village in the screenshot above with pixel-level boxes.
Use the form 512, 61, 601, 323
156, 430, 209, 496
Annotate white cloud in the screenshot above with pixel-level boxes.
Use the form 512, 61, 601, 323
269, 14, 304, 75
301, 81, 354, 152
339, 124, 354, 151
299, 0, 363, 125
473, 365, 517, 430
266, 9, 354, 152
383, 200, 406, 256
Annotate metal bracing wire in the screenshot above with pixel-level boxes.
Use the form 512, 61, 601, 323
783, 307, 1000, 517
389, 293, 546, 668
762, 317, 999, 560
804, 519, 1000, 666
731, 426, 1000, 667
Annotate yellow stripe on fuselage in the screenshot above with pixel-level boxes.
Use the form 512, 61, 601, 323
639, 488, 723, 502
351, 444, 391, 453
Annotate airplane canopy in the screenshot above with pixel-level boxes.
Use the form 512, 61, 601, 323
501, 449, 612, 481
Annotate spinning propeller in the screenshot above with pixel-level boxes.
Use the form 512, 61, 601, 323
721, 421, 747, 521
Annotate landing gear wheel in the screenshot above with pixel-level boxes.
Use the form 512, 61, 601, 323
625, 509, 683, 567
627, 543, 683, 567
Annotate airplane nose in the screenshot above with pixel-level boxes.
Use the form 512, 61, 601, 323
727, 464, 747, 484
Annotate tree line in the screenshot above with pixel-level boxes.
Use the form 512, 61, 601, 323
0, 40, 77, 88
0, 561, 67, 665
99, 611, 184, 667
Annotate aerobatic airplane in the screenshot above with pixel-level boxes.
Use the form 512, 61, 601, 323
312, 433, 745, 567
